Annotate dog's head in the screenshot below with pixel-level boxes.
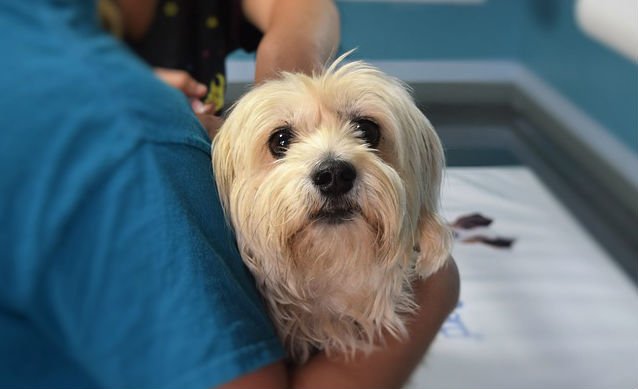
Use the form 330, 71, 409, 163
212, 57, 451, 297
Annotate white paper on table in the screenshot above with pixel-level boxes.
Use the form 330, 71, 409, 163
407, 167, 637, 389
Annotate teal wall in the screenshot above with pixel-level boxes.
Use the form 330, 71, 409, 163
337, 0, 520, 59
335, 0, 637, 152
515, 1, 637, 152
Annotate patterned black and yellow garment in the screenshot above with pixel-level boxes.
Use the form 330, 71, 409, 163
128, 0, 262, 113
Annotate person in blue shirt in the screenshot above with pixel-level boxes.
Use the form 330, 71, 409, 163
0, 0, 460, 387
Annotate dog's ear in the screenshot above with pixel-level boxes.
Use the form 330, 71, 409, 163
414, 212, 453, 278
395, 92, 453, 278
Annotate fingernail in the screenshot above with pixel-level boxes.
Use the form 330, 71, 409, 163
192, 100, 205, 113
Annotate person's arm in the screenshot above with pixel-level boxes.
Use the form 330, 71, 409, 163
219, 258, 461, 388
241, 0, 341, 84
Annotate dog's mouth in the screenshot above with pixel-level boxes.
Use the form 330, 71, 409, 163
311, 199, 360, 225
314, 208, 355, 224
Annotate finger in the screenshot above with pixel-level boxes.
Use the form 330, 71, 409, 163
155, 68, 207, 97
183, 77, 208, 98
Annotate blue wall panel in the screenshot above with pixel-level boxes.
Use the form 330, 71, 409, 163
516, 0, 637, 151
338, 0, 519, 60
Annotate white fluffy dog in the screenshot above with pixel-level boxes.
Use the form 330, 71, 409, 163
212, 55, 452, 363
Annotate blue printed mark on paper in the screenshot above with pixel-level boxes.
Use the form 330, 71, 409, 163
440, 300, 482, 340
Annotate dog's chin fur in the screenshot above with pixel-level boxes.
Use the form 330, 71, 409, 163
279, 218, 414, 361
212, 53, 453, 363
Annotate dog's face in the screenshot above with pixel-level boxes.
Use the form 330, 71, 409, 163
213, 60, 451, 308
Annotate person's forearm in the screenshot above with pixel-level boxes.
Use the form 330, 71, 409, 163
290, 259, 460, 389
243, 0, 340, 83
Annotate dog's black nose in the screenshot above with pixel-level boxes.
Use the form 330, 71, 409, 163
312, 160, 357, 196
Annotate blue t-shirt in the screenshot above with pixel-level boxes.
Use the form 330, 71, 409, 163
0, 1, 284, 387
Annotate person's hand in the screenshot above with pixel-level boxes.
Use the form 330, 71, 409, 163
153, 68, 222, 139
154, 68, 215, 114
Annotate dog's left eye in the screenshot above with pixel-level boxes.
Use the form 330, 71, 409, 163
353, 118, 380, 149
268, 127, 294, 158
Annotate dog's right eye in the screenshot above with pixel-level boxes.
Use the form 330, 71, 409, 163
353, 118, 380, 149
268, 127, 294, 158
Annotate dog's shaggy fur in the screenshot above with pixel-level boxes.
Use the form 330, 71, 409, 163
212, 55, 452, 363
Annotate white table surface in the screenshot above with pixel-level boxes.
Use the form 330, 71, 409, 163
408, 167, 637, 389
